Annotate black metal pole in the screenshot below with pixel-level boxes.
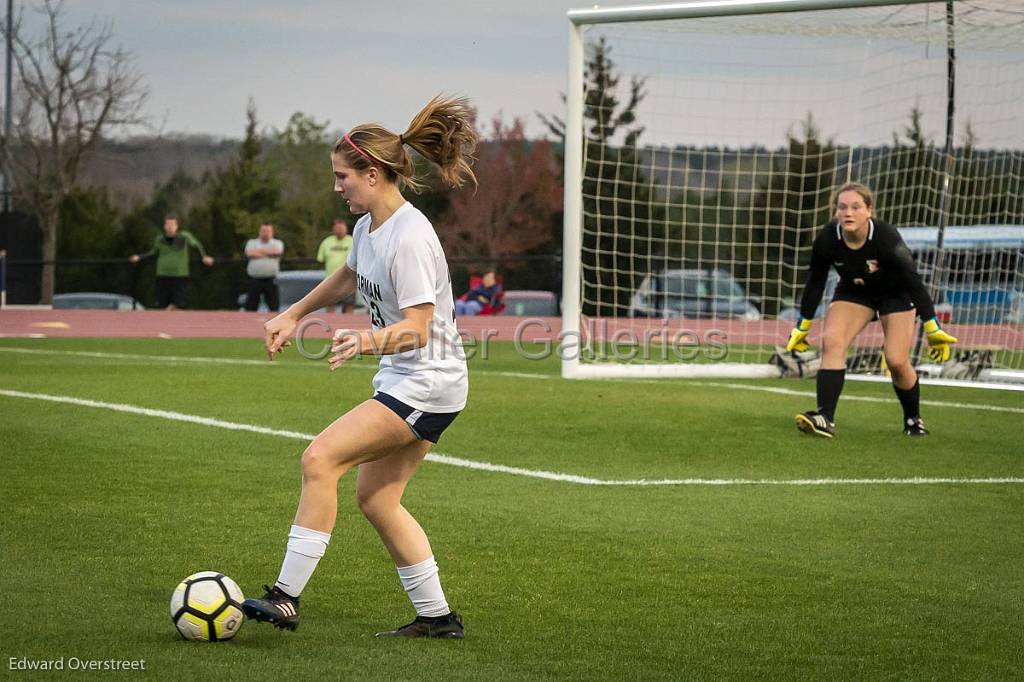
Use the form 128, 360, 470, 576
913, 0, 956, 368
936, 0, 956, 256
3, 0, 12, 213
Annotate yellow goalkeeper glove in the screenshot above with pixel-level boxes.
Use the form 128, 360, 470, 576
786, 317, 812, 353
923, 317, 957, 363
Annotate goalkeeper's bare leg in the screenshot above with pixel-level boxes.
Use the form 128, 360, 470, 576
881, 310, 928, 435
796, 302, 873, 436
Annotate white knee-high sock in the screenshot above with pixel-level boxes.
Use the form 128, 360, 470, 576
396, 555, 450, 618
274, 525, 331, 598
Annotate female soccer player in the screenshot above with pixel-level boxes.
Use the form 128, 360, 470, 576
785, 182, 958, 438
242, 95, 477, 639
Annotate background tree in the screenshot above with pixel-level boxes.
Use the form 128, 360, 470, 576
440, 114, 562, 273
56, 185, 126, 296
264, 112, 340, 259
180, 102, 279, 308
748, 113, 838, 315
3, 0, 148, 303
542, 36, 654, 315
194, 100, 280, 257
874, 105, 942, 226
950, 120, 980, 224
949, 121, 1022, 227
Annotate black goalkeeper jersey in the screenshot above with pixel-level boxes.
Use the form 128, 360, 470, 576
798, 219, 935, 321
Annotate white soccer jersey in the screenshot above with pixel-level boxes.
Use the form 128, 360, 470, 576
346, 202, 468, 413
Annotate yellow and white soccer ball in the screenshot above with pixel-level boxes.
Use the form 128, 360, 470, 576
170, 571, 245, 642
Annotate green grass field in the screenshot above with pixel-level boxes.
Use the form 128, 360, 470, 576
2, 337, 1022, 680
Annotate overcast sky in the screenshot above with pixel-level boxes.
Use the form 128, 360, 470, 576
24, 1, 1024, 149
36, 0, 602, 141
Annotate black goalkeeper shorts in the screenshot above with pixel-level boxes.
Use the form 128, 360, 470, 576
831, 282, 915, 317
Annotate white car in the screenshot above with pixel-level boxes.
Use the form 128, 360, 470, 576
53, 292, 145, 310
239, 270, 365, 313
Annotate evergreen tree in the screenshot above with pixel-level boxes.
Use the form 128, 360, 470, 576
875, 105, 942, 226
950, 120, 979, 224
56, 187, 127, 295
194, 100, 280, 258
184, 101, 280, 308
264, 112, 338, 259
749, 113, 838, 316
542, 37, 656, 316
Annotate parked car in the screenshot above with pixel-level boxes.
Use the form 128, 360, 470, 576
238, 270, 366, 313
499, 290, 559, 316
777, 270, 839, 321
53, 292, 144, 310
628, 269, 760, 320
278, 270, 327, 311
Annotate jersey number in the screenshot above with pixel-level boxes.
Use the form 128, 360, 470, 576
368, 300, 385, 328
448, 272, 456, 322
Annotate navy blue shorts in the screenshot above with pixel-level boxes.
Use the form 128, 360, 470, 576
373, 392, 460, 444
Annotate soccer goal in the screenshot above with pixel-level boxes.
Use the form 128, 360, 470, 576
560, 0, 1024, 386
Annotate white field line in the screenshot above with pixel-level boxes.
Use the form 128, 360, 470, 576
690, 381, 1024, 415
3, 346, 1023, 415
0, 346, 272, 366
2, 388, 1022, 488
0, 388, 315, 440
0, 345, 373, 372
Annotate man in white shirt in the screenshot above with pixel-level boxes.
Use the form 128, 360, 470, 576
244, 222, 285, 311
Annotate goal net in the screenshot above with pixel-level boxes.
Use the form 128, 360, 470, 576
560, 0, 1024, 386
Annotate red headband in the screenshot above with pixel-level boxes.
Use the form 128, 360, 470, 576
343, 133, 376, 165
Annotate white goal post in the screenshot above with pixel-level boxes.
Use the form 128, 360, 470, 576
560, 0, 1024, 386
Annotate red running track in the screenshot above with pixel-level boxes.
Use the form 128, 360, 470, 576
0, 309, 1021, 349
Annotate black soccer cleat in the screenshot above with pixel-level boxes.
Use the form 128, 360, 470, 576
242, 585, 300, 631
903, 417, 930, 436
375, 611, 464, 639
795, 410, 835, 438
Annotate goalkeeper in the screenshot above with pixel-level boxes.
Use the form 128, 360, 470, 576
785, 182, 956, 437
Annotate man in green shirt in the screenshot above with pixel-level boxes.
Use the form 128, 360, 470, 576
130, 215, 214, 309
316, 218, 355, 313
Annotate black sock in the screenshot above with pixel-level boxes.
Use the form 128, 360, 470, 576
893, 378, 920, 422
816, 368, 846, 422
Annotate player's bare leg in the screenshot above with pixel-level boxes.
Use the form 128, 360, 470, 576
243, 400, 418, 630
796, 302, 874, 437
881, 309, 928, 435
358, 441, 464, 639
294, 399, 417, 533
820, 302, 875, 370
356, 440, 433, 565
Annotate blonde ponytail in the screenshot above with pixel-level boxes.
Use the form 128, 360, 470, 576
333, 94, 478, 193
